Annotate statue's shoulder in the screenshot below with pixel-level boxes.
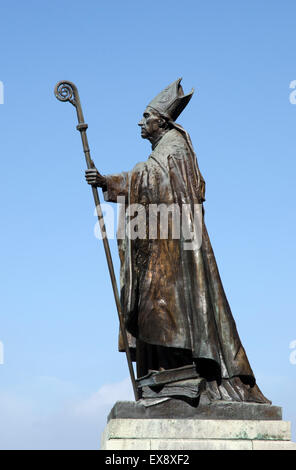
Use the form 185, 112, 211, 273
156, 129, 190, 159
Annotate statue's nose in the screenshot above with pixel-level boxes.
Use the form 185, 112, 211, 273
138, 118, 143, 127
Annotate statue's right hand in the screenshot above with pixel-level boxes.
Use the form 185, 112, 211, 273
85, 168, 107, 188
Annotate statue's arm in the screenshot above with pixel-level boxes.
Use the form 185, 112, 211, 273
103, 172, 130, 203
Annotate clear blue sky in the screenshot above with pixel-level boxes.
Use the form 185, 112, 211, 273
0, 0, 296, 449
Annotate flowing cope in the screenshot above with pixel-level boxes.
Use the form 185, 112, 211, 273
103, 128, 255, 384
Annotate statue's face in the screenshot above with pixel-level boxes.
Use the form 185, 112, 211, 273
138, 107, 162, 140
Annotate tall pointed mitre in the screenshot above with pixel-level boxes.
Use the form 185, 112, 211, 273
147, 78, 194, 121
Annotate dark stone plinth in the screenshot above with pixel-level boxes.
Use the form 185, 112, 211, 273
107, 397, 282, 422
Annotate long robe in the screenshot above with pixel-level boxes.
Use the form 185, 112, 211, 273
103, 129, 268, 401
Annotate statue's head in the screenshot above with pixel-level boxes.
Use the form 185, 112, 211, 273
138, 78, 194, 143
138, 106, 168, 141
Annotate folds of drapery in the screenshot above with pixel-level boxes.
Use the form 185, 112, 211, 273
103, 129, 255, 384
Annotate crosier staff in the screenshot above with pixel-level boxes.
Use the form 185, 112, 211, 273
54, 81, 139, 401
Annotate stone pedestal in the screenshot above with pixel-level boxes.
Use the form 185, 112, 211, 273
100, 400, 296, 450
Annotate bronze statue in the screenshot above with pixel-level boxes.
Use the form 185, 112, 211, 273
85, 78, 269, 404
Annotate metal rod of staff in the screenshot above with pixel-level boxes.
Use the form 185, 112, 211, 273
54, 81, 139, 401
